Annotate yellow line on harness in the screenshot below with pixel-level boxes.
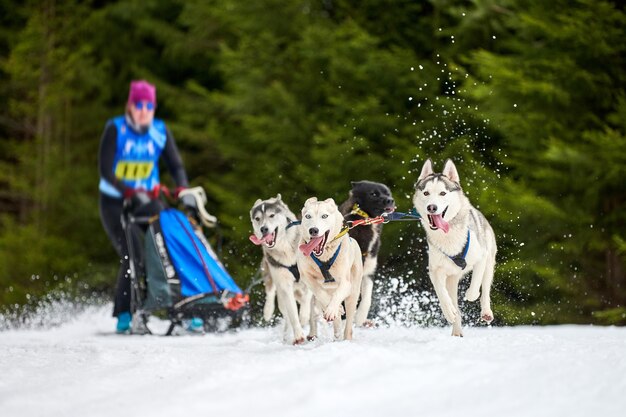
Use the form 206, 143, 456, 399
330, 225, 351, 243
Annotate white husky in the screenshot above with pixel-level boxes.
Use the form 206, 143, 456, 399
249, 195, 314, 344
412, 159, 497, 336
296, 197, 363, 341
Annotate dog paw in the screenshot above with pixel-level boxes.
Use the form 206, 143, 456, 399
361, 320, 376, 328
324, 311, 337, 322
306, 335, 317, 342
324, 303, 341, 321
481, 310, 494, 323
464, 289, 480, 302
292, 337, 305, 345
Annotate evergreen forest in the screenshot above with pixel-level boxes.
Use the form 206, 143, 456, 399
1, 0, 625, 325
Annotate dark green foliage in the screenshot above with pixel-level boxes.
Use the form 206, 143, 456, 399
0, 0, 624, 324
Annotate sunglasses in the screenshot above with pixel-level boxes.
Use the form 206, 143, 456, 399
134, 101, 155, 111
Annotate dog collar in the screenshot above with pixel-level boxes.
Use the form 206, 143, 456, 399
310, 243, 342, 283
350, 203, 370, 219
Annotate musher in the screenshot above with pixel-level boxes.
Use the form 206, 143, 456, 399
98, 80, 198, 333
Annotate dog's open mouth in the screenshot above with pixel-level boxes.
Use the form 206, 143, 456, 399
249, 227, 278, 247
299, 230, 329, 257
427, 207, 450, 233
264, 228, 278, 248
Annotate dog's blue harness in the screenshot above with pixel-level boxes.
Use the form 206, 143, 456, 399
429, 230, 471, 269
286, 220, 301, 229
265, 219, 302, 282
450, 230, 471, 269
266, 253, 300, 282
310, 243, 342, 283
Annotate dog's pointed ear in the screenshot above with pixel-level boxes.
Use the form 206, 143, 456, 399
442, 159, 460, 183
275, 193, 282, 201
324, 198, 337, 209
304, 197, 318, 206
418, 159, 434, 181
253, 198, 263, 207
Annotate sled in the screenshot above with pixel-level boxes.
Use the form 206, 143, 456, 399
121, 187, 249, 335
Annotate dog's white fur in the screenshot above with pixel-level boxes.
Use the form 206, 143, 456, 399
250, 195, 314, 344
413, 159, 497, 336
296, 197, 363, 340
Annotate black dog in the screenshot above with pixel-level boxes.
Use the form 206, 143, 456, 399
339, 181, 395, 326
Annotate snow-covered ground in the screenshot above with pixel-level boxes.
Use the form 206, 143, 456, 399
1, 305, 625, 417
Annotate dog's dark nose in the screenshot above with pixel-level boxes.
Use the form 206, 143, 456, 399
260, 226, 269, 235
427, 204, 438, 214
385, 198, 394, 205
309, 227, 319, 237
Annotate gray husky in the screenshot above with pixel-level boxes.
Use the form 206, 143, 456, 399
412, 159, 497, 336
249, 195, 314, 344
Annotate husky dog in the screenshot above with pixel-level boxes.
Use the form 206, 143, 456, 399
412, 159, 497, 337
339, 181, 395, 326
249, 195, 314, 345
296, 197, 363, 340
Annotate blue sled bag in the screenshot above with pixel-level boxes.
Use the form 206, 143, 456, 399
143, 208, 248, 313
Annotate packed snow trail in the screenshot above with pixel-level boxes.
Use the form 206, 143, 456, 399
1, 305, 624, 417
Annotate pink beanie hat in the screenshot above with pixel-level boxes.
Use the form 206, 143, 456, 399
127, 80, 156, 105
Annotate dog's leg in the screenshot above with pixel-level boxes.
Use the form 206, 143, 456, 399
276, 284, 305, 344
480, 255, 495, 323
314, 297, 334, 338
263, 288, 277, 322
303, 277, 344, 321
305, 282, 333, 311
332, 317, 343, 340
300, 276, 338, 333
275, 291, 293, 342
298, 286, 312, 327
262, 264, 276, 322
325, 280, 352, 322
307, 298, 319, 340
355, 275, 374, 327
282, 317, 291, 341
464, 258, 486, 302
345, 246, 363, 340
343, 285, 360, 340
446, 275, 463, 337
430, 269, 459, 325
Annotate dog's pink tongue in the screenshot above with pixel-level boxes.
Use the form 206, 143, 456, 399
432, 214, 450, 233
299, 236, 324, 256
250, 234, 274, 245
249, 234, 264, 245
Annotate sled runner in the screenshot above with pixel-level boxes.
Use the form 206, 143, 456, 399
121, 187, 249, 335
